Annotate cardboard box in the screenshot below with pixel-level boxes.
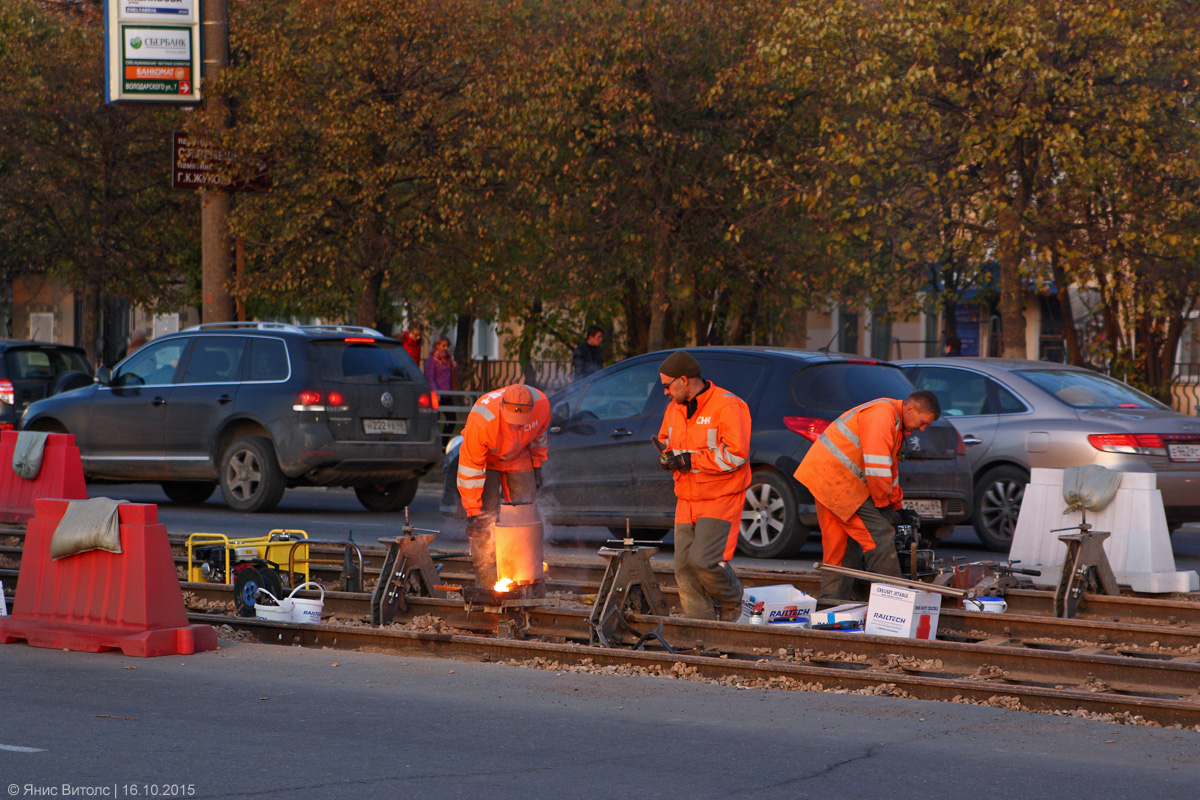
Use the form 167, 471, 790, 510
739, 585, 817, 627
810, 603, 867, 627
864, 583, 942, 639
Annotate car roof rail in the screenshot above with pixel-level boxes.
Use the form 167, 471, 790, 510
300, 325, 387, 338
185, 322, 307, 333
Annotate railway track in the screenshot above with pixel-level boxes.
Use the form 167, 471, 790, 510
5, 525, 1200, 728
6, 528, 1200, 628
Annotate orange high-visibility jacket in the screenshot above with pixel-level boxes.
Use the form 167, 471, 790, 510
794, 398, 904, 522
457, 387, 550, 517
656, 382, 752, 503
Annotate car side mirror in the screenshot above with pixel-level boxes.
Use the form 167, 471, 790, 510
551, 403, 571, 426
95, 365, 112, 386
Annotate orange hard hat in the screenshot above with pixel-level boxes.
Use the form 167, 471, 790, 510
501, 384, 535, 425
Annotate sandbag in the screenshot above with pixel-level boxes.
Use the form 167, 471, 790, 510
12, 431, 49, 480
50, 498, 129, 560
1062, 465, 1123, 515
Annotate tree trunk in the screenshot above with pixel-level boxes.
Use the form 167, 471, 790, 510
355, 268, 384, 328
79, 281, 101, 365
0, 270, 11, 338
647, 222, 670, 352
622, 277, 650, 357
1050, 249, 1082, 366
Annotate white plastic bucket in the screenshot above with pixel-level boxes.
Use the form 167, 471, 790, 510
288, 582, 325, 624
963, 596, 1007, 613
254, 588, 294, 622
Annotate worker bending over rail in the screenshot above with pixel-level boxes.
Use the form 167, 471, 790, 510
795, 390, 940, 601
457, 383, 550, 587
656, 350, 753, 621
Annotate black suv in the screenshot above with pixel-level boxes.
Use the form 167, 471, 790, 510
0, 340, 93, 431
442, 347, 972, 558
21, 323, 442, 512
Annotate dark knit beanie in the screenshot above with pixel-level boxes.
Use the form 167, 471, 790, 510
659, 350, 701, 379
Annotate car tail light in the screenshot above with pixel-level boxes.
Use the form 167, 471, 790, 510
0, 380, 12, 405
844, 359, 877, 365
293, 390, 325, 411
1088, 433, 1167, 457
0, 423, 13, 431
784, 416, 831, 442
327, 391, 345, 407
418, 392, 439, 410
955, 428, 967, 456
344, 337, 375, 343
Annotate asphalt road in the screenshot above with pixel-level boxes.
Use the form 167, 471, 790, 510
85, 479, 1200, 577
2, 637, 1199, 799
1, 481, 1196, 797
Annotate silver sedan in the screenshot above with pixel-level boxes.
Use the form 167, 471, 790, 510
895, 358, 1200, 551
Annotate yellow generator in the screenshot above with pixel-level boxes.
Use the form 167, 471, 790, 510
187, 530, 311, 616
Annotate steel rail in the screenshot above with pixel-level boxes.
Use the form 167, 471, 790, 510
182, 583, 1200, 698
190, 612, 1200, 729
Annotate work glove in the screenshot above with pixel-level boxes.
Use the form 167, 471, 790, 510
876, 505, 902, 528
665, 451, 692, 472
653, 437, 672, 470
533, 466, 544, 489
465, 514, 492, 538
897, 508, 921, 528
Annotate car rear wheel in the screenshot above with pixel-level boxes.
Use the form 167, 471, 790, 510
972, 465, 1029, 551
738, 468, 806, 559
355, 478, 421, 512
219, 436, 286, 513
161, 481, 217, 504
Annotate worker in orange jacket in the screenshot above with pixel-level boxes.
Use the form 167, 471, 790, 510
456, 384, 550, 587
655, 351, 753, 620
794, 390, 941, 600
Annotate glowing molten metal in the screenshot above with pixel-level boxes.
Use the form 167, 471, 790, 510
493, 578, 515, 593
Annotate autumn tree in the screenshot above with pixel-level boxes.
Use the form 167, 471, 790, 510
0, 0, 195, 360
200, 0, 506, 329
752, 0, 1200, 367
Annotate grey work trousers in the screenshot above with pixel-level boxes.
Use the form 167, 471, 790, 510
467, 469, 537, 588
674, 518, 744, 621
819, 500, 902, 602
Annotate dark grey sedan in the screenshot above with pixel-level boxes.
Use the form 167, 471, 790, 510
444, 348, 973, 559
897, 358, 1200, 551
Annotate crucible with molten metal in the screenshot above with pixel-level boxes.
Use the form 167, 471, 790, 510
493, 502, 545, 590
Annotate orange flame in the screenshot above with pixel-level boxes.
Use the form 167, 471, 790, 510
493, 578, 514, 593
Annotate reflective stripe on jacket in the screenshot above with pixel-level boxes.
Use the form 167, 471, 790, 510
656, 382, 752, 503
457, 386, 550, 516
793, 398, 904, 523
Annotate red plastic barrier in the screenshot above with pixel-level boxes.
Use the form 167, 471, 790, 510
0, 498, 218, 657
0, 430, 87, 523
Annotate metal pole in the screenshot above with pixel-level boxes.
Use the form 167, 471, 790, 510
200, 0, 233, 323
814, 562, 970, 598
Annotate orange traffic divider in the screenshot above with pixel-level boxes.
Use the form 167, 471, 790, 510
0, 430, 87, 523
0, 498, 218, 657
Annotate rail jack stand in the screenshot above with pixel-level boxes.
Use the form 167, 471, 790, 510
588, 532, 674, 653
371, 509, 447, 626
1052, 521, 1120, 619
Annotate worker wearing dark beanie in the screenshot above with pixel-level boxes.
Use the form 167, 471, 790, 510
655, 350, 752, 620
658, 349, 702, 380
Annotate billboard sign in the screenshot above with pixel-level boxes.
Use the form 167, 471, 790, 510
104, 0, 201, 104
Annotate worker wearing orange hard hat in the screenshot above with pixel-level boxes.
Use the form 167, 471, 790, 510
794, 390, 940, 601
457, 383, 550, 587
655, 350, 753, 621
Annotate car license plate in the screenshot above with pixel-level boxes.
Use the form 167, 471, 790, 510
902, 499, 943, 519
1167, 443, 1200, 462
363, 418, 407, 435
